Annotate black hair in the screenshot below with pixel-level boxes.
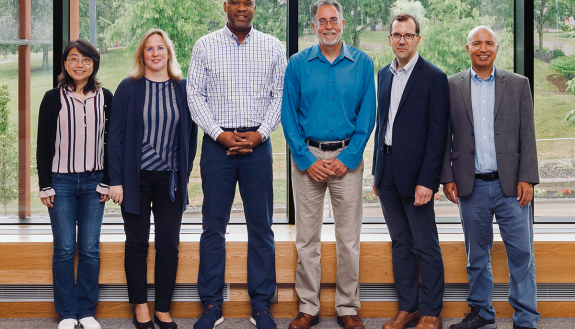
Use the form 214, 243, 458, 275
57, 39, 101, 94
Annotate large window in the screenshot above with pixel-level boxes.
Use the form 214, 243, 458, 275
532, 0, 575, 223
298, 0, 514, 223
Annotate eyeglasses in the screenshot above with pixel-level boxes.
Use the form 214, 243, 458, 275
145, 46, 166, 53
390, 33, 419, 41
66, 57, 93, 65
316, 18, 341, 26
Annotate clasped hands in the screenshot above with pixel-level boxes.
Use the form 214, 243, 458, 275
217, 130, 262, 155
306, 159, 348, 182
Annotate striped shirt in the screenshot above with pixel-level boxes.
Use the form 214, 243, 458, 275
186, 24, 287, 141
141, 78, 180, 171
52, 87, 106, 174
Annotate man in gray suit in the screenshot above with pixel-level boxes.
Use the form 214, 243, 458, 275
440, 26, 540, 329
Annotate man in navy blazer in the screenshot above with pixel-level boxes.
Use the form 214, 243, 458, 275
372, 13, 449, 329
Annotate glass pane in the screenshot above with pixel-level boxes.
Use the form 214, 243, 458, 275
533, 2, 575, 222
297, 0, 514, 223
86, 0, 288, 223
0, 0, 53, 217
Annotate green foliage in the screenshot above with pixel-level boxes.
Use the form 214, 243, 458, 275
0, 83, 18, 216
252, 0, 287, 41
553, 48, 566, 59
103, 0, 224, 74
566, 109, 575, 126
550, 55, 575, 79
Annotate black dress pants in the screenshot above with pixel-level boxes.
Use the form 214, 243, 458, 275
122, 170, 183, 312
375, 151, 444, 316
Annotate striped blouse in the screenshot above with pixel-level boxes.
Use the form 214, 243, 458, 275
141, 78, 180, 172
39, 87, 108, 197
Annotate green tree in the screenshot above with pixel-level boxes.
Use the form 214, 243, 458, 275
252, 0, 287, 41
0, 83, 18, 216
104, 0, 224, 73
535, 0, 558, 57
340, 0, 390, 48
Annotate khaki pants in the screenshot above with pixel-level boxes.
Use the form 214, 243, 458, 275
291, 146, 363, 316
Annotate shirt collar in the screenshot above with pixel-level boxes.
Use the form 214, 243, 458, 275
64, 86, 97, 101
223, 23, 254, 45
307, 43, 355, 63
390, 52, 419, 75
470, 66, 495, 83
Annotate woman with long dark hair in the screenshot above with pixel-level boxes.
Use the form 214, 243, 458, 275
37, 39, 112, 329
107, 29, 198, 329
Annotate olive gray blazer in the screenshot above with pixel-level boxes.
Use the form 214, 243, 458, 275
439, 67, 539, 197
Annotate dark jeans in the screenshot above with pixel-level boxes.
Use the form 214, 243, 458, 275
122, 170, 183, 312
198, 135, 276, 310
375, 151, 444, 316
48, 171, 105, 320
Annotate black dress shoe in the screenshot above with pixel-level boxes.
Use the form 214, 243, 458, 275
154, 314, 177, 329
133, 314, 155, 329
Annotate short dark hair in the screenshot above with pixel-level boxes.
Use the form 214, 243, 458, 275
58, 39, 101, 94
389, 12, 420, 35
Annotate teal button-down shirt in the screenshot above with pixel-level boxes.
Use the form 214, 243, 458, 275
470, 67, 497, 174
281, 43, 376, 171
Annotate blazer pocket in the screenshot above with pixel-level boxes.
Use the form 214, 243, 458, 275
414, 149, 425, 159
451, 151, 459, 159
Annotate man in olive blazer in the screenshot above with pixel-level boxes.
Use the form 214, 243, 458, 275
440, 26, 540, 329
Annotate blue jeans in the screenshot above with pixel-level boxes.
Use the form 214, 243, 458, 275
48, 171, 105, 320
459, 178, 540, 328
198, 135, 276, 310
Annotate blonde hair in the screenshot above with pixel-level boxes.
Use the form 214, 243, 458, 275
129, 29, 182, 81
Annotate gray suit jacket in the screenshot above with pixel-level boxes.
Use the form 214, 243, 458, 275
439, 67, 539, 197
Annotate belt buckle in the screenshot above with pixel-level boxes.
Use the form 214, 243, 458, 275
318, 142, 323, 151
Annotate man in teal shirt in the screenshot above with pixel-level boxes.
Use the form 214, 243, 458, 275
281, 1, 375, 328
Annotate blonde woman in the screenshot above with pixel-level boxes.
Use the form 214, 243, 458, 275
107, 29, 198, 329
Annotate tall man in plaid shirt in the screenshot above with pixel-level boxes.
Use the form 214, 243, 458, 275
186, 0, 286, 328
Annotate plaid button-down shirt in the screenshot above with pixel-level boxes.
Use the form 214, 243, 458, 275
186, 24, 287, 141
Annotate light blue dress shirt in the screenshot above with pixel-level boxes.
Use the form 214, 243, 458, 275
385, 53, 419, 145
471, 67, 498, 174
281, 43, 376, 171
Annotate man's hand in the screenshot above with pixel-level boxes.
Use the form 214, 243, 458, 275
322, 158, 348, 177
99, 193, 110, 203
109, 185, 124, 205
517, 181, 533, 207
414, 185, 433, 206
216, 131, 253, 155
227, 131, 262, 155
41, 196, 54, 208
372, 175, 379, 197
306, 160, 334, 182
443, 182, 459, 204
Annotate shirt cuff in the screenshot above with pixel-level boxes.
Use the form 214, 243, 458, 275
257, 126, 271, 142
38, 188, 55, 198
96, 183, 109, 195
208, 126, 225, 142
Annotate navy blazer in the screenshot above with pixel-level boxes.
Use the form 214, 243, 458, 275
372, 56, 450, 196
107, 77, 198, 214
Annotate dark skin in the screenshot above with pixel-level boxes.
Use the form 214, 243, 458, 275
224, 0, 256, 44
217, 130, 261, 155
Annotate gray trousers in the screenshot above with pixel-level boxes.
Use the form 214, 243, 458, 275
291, 146, 363, 316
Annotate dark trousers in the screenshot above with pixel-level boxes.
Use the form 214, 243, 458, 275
375, 151, 444, 316
122, 170, 183, 312
198, 135, 276, 310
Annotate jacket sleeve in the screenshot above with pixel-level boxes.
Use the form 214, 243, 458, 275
517, 78, 540, 184
439, 118, 454, 184
416, 69, 450, 190
107, 79, 128, 186
101, 88, 113, 186
36, 89, 58, 190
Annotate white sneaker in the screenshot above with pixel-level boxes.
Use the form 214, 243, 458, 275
79, 317, 101, 329
58, 318, 78, 329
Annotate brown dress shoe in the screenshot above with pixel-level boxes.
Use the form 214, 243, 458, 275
415, 315, 442, 329
337, 315, 365, 329
289, 312, 319, 329
383, 310, 421, 329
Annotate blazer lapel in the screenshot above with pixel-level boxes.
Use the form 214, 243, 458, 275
458, 69, 474, 126
494, 68, 507, 119
397, 56, 423, 112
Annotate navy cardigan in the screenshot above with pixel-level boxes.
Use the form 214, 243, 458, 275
107, 77, 198, 214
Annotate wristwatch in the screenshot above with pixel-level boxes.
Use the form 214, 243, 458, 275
261, 133, 267, 143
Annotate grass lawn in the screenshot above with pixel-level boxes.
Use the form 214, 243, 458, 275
534, 32, 575, 46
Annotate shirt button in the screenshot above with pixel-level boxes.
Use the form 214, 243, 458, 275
331, 113, 333, 115
331, 80, 333, 82
331, 130, 333, 132
484, 135, 486, 138
483, 100, 485, 102
331, 96, 333, 98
